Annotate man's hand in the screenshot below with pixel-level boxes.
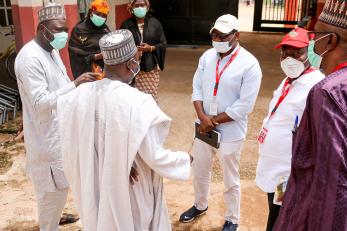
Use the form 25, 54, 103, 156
199, 114, 215, 133
129, 166, 139, 185
138, 43, 154, 53
74, 72, 99, 87
94, 53, 103, 61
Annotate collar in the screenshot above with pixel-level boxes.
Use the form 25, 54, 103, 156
294, 68, 317, 85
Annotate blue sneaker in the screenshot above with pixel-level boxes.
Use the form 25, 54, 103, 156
221, 221, 238, 231
179, 205, 208, 223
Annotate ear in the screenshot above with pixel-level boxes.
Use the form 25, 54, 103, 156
126, 59, 131, 67
235, 32, 240, 41
327, 33, 338, 51
38, 23, 45, 33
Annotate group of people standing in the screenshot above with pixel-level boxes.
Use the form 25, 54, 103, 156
70, 0, 165, 102
13, 0, 347, 230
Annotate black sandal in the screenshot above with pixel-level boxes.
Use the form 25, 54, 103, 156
59, 213, 80, 225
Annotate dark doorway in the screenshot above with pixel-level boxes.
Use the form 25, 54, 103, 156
150, 0, 239, 45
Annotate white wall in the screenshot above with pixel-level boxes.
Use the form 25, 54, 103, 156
107, 0, 130, 30
107, 0, 116, 30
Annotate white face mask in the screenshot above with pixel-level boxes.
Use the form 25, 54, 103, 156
212, 35, 235, 53
280, 56, 307, 78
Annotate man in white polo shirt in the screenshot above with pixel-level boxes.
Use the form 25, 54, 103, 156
255, 27, 324, 231
180, 14, 262, 231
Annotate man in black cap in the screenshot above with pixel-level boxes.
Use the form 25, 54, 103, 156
274, 0, 347, 230
15, 2, 98, 230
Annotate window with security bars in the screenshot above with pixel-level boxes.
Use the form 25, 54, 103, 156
0, 0, 12, 27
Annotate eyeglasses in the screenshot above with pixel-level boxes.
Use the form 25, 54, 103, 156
210, 32, 234, 40
281, 49, 306, 59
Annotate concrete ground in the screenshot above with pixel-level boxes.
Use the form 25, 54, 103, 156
0, 31, 286, 230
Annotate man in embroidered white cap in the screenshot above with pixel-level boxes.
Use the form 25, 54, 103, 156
57, 29, 191, 231
179, 14, 262, 231
14, 2, 99, 230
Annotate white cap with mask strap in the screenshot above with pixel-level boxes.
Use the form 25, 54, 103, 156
210, 14, 240, 34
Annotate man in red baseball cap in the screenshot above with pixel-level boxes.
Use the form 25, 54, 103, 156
255, 26, 324, 231
275, 26, 312, 78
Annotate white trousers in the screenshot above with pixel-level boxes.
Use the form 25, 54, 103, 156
193, 139, 243, 224
34, 187, 68, 231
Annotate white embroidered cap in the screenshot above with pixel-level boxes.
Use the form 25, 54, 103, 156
99, 30, 137, 65
38, 2, 66, 23
319, 0, 347, 29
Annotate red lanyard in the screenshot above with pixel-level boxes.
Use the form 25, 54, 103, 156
214, 47, 240, 96
268, 67, 315, 120
334, 62, 347, 72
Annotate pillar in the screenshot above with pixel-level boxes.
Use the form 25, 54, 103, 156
115, 0, 131, 29
10, 0, 79, 80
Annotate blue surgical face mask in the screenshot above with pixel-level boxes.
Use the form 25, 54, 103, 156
308, 34, 330, 69
43, 26, 68, 50
133, 7, 148, 18
91, 14, 106, 27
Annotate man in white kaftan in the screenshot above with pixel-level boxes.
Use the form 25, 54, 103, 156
57, 30, 191, 231
15, 3, 98, 230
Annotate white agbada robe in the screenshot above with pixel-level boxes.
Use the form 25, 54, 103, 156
15, 40, 75, 230
57, 78, 191, 231
15, 40, 75, 191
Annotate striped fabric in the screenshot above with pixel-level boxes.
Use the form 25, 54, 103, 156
319, 0, 347, 29
99, 30, 137, 65
135, 67, 160, 102
38, 2, 66, 23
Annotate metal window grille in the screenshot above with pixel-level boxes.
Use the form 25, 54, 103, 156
0, 0, 12, 26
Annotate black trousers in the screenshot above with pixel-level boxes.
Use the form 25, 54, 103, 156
266, 193, 282, 231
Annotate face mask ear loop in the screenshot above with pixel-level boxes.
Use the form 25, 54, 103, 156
320, 49, 329, 57
228, 34, 235, 47
314, 33, 331, 43
41, 25, 54, 43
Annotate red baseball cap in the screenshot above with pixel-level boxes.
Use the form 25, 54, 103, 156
275, 27, 309, 49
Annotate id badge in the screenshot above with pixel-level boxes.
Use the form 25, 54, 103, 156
257, 126, 268, 144
273, 176, 289, 206
209, 102, 218, 116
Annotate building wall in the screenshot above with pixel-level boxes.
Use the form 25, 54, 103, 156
10, 0, 78, 79
107, 0, 116, 30
316, 0, 326, 18
115, 0, 131, 28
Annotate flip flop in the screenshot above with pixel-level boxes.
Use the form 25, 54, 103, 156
59, 213, 80, 225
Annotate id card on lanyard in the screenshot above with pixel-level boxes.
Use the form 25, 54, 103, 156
257, 78, 291, 144
209, 47, 240, 116
257, 67, 315, 144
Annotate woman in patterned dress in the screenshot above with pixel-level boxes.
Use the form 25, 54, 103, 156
121, 0, 167, 102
